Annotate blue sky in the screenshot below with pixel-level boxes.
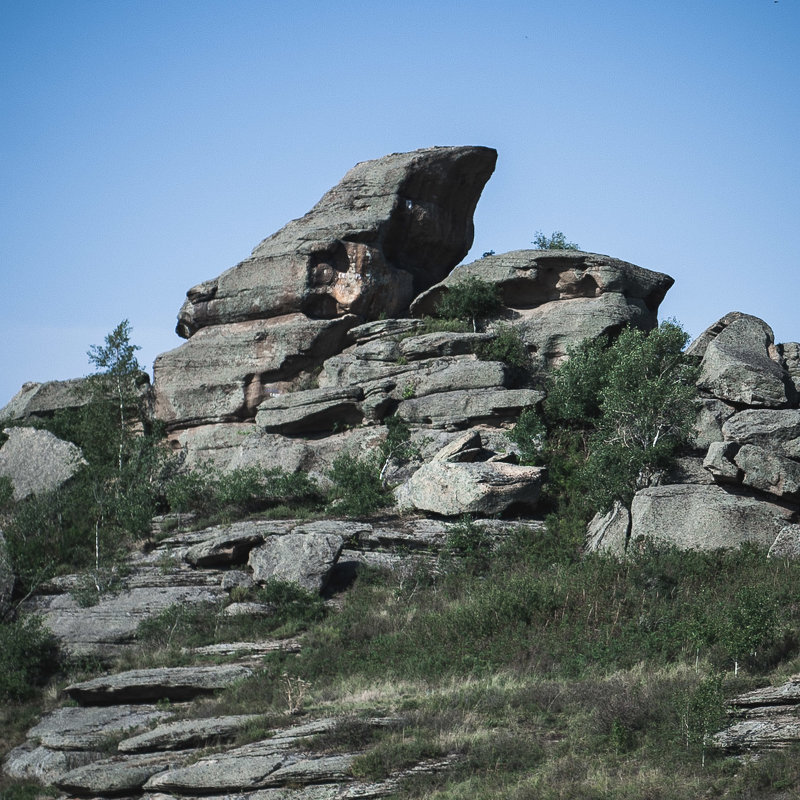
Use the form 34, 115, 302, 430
2, 0, 798, 404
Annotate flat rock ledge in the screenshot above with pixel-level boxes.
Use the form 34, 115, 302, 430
65, 664, 254, 705
716, 675, 800, 751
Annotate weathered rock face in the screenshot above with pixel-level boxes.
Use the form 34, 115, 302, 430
629, 484, 794, 551
0, 427, 86, 501
585, 501, 630, 557
154, 146, 496, 433
715, 675, 800, 752
26, 705, 173, 751
175, 146, 496, 337
410, 249, 674, 365
768, 524, 800, 559
153, 314, 358, 429
256, 386, 365, 434
779, 342, 800, 394
27, 582, 227, 659
248, 530, 344, 593
722, 409, 800, 459
691, 312, 796, 408
0, 378, 90, 421
65, 664, 253, 704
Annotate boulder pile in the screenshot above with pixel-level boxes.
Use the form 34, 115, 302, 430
588, 312, 800, 555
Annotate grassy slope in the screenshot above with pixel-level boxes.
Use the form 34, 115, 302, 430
5, 524, 800, 799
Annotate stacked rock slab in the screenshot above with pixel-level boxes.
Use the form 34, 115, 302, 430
0, 378, 90, 421
154, 146, 498, 431
588, 312, 800, 555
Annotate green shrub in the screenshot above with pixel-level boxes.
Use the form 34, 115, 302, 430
5, 483, 96, 594
514, 321, 698, 536
0, 476, 13, 511
165, 464, 322, 520
0, 616, 59, 701
351, 729, 443, 780
444, 516, 492, 573
477, 324, 531, 373
720, 586, 780, 674
532, 230, 580, 250
4, 323, 171, 598
507, 408, 546, 466
683, 673, 726, 765
433, 276, 504, 332
249, 580, 326, 629
327, 453, 389, 516
135, 580, 326, 655
417, 316, 471, 335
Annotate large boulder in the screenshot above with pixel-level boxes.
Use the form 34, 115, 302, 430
585, 501, 630, 557
0, 427, 86, 501
734, 444, 800, 502
690, 313, 796, 408
176, 146, 497, 337
248, 528, 344, 593
0, 378, 90, 421
410, 249, 673, 365
396, 460, 543, 516
628, 484, 795, 551
153, 314, 358, 429
395, 432, 544, 517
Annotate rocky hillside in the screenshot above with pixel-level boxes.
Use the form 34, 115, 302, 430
2, 145, 800, 799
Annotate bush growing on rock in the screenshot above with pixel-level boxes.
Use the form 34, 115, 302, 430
327, 453, 389, 517
532, 230, 580, 250
433, 275, 504, 332
477, 324, 531, 374
0, 615, 58, 701
3, 322, 170, 599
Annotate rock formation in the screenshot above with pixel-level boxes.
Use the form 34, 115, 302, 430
176, 146, 498, 335
0, 378, 91, 421
411, 249, 674, 366
154, 146, 497, 432
588, 312, 800, 556
6, 145, 800, 796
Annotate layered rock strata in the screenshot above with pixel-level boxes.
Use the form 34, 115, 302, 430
154, 146, 497, 432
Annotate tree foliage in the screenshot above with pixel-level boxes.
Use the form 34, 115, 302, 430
434, 276, 504, 332
5, 321, 166, 599
532, 230, 581, 250
511, 321, 698, 548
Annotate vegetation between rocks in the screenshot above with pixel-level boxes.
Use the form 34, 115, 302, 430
4, 318, 800, 799
510, 320, 699, 553
155, 534, 800, 799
